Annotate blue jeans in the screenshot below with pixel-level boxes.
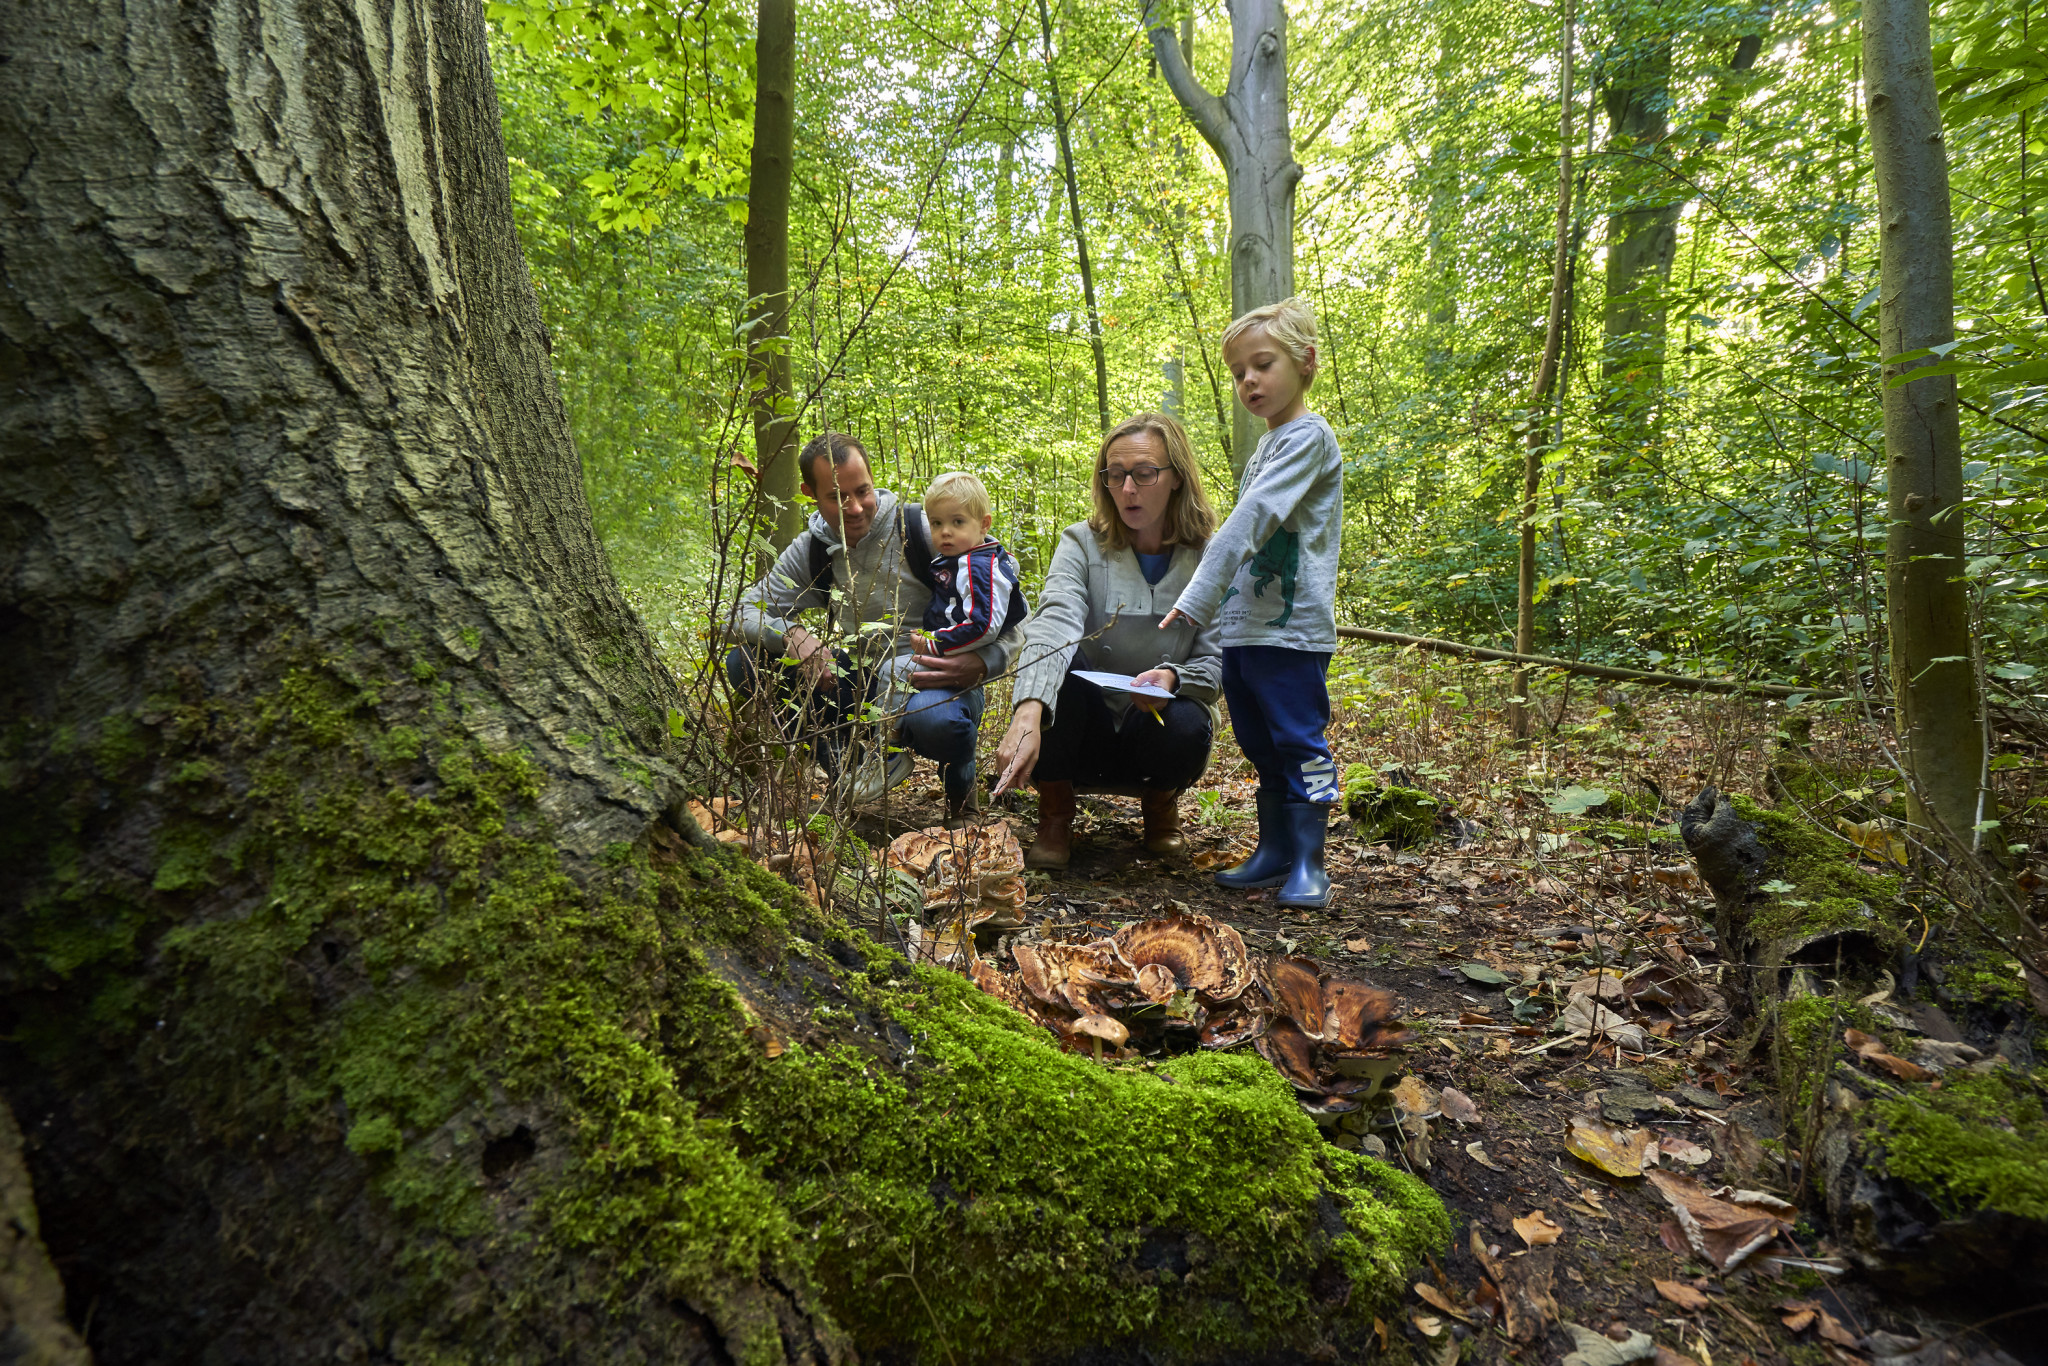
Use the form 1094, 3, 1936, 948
724, 646, 984, 800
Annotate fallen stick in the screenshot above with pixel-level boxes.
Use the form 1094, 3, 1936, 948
1335, 626, 1848, 701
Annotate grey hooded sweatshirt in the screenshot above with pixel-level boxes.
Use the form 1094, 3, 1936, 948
730, 490, 1015, 691
1171, 412, 1343, 652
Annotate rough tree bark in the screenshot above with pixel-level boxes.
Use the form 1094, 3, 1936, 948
745, 0, 803, 547
1039, 0, 1111, 433
1145, 0, 1299, 473
1863, 0, 1990, 847
1599, 18, 1766, 424
0, 1, 1443, 1361
1510, 0, 1577, 743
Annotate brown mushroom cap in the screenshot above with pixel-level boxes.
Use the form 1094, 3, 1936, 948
1253, 1016, 1325, 1092
1114, 910, 1252, 1003
1011, 939, 1138, 1015
1267, 955, 1330, 1039
968, 957, 1063, 1029
1061, 1011, 1130, 1048
1321, 978, 1402, 1049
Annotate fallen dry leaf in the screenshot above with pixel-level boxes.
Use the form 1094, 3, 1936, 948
1345, 936, 1372, 952
1394, 1075, 1441, 1116
1414, 1282, 1468, 1320
1412, 1312, 1444, 1338
1565, 1114, 1655, 1178
1646, 1170, 1795, 1270
1652, 1347, 1701, 1366
1513, 1210, 1563, 1247
1780, 1300, 1861, 1350
1467, 1141, 1507, 1171
1440, 1086, 1483, 1125
1658, 1135, 1713, 1165
1844, 1027, 1935, 1082
1191, 849, 1232, 869
1654, 1278, 1711, 1311
1559, 1322, 1655, 1366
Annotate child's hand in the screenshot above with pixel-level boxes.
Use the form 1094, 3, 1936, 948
1158, 609, 1198, 631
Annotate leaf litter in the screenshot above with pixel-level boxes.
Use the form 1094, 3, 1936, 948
816, 654, 1967, 1364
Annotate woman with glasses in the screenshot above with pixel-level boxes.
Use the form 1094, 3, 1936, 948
993, 412, 1223, 868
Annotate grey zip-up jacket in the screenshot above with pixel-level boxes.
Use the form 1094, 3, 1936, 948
1012, 522, 1223, 726
1172, 412, 1343, 651
731, 491, 1015, 683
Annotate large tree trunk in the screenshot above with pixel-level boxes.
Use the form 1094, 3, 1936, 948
746, 0, 803, 548
0, 2, 1443, 1360
1039, 0, 1111, 434
1146, 0, 1299, 473
1864, 0, 1990, 847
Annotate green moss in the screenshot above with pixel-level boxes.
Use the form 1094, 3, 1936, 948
1343, 767, 1442, 847
1732, 794, 1904, 951
1872, 1071, 2048, 1221
4, 658, 1446, 1362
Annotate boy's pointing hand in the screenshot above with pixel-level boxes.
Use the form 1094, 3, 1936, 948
1158, 608, 1194, 630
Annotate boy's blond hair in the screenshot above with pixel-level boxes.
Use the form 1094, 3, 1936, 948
922, 470, 992, 521
1220, 296, 1319, 388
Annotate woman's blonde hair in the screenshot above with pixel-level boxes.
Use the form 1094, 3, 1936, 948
1087, 412, 1218, 553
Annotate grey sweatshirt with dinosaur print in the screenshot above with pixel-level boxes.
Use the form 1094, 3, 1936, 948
1172, 411, 1344, 651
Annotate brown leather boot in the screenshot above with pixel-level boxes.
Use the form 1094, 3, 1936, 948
1025, 780, 1076, 869
1140, 788, 1186, 857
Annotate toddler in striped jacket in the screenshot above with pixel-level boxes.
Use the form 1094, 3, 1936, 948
915, 471, 1029, 659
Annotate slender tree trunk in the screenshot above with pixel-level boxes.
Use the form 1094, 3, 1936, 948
1864, 0, 1991, 847
746, 0, 802, 547
1039, 0, 1110, 433
1146, 0, 1300, 473
0, 5, 1439, 1360
1511, 0, 1577, 743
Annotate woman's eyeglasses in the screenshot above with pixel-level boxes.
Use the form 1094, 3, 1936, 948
1099, 465, 1166, 487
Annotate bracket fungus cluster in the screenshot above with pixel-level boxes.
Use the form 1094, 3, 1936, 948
967, 909, 1416, 1120
886, 823, 1029, 949
969, 910, 1256, 1056
1254, 956, 1414, 1127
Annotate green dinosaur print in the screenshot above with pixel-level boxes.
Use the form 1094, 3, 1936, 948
1247, 528, 1301, 627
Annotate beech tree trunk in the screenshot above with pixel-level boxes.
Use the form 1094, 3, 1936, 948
1146, 0, 1300, 473
746, 0, 803, 547
0, 3, 1444, 1362
1863, 0, 1990, 846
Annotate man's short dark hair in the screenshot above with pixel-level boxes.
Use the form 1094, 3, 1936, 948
799, 431, 868, 490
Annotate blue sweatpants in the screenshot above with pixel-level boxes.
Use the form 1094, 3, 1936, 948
1220, 645, 1338, 805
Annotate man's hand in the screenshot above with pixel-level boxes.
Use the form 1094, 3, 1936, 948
908, 647, 987, 692
1130, 666, 1179, 715
784, 626, 835, 690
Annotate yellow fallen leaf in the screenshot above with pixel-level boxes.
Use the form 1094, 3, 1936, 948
1345, 937, 1372, 953
1411, 1313, 1444, 1338
1836, 816, 1907, 866
1513, 1210, 1563, 1247
1564, 1113, 1654, 1178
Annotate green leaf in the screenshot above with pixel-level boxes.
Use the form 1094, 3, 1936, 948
1544, 785, 1610, 815
1458, 963, 1512, 986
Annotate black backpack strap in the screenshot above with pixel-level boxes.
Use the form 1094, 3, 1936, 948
804, 533, 837, 631
900, 505, 940, 594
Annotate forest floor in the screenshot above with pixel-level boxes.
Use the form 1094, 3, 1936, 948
823, 649, 2037, 1366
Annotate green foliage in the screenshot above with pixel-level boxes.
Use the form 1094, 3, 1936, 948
1342, 764, 1443, 845
1729, 793, 1906, 949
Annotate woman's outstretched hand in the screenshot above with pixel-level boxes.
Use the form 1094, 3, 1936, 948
992, 701, 1046, 799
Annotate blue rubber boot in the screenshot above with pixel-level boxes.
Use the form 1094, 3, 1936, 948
1215, 788, 1293, 890
1276, 801, 1333, 909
